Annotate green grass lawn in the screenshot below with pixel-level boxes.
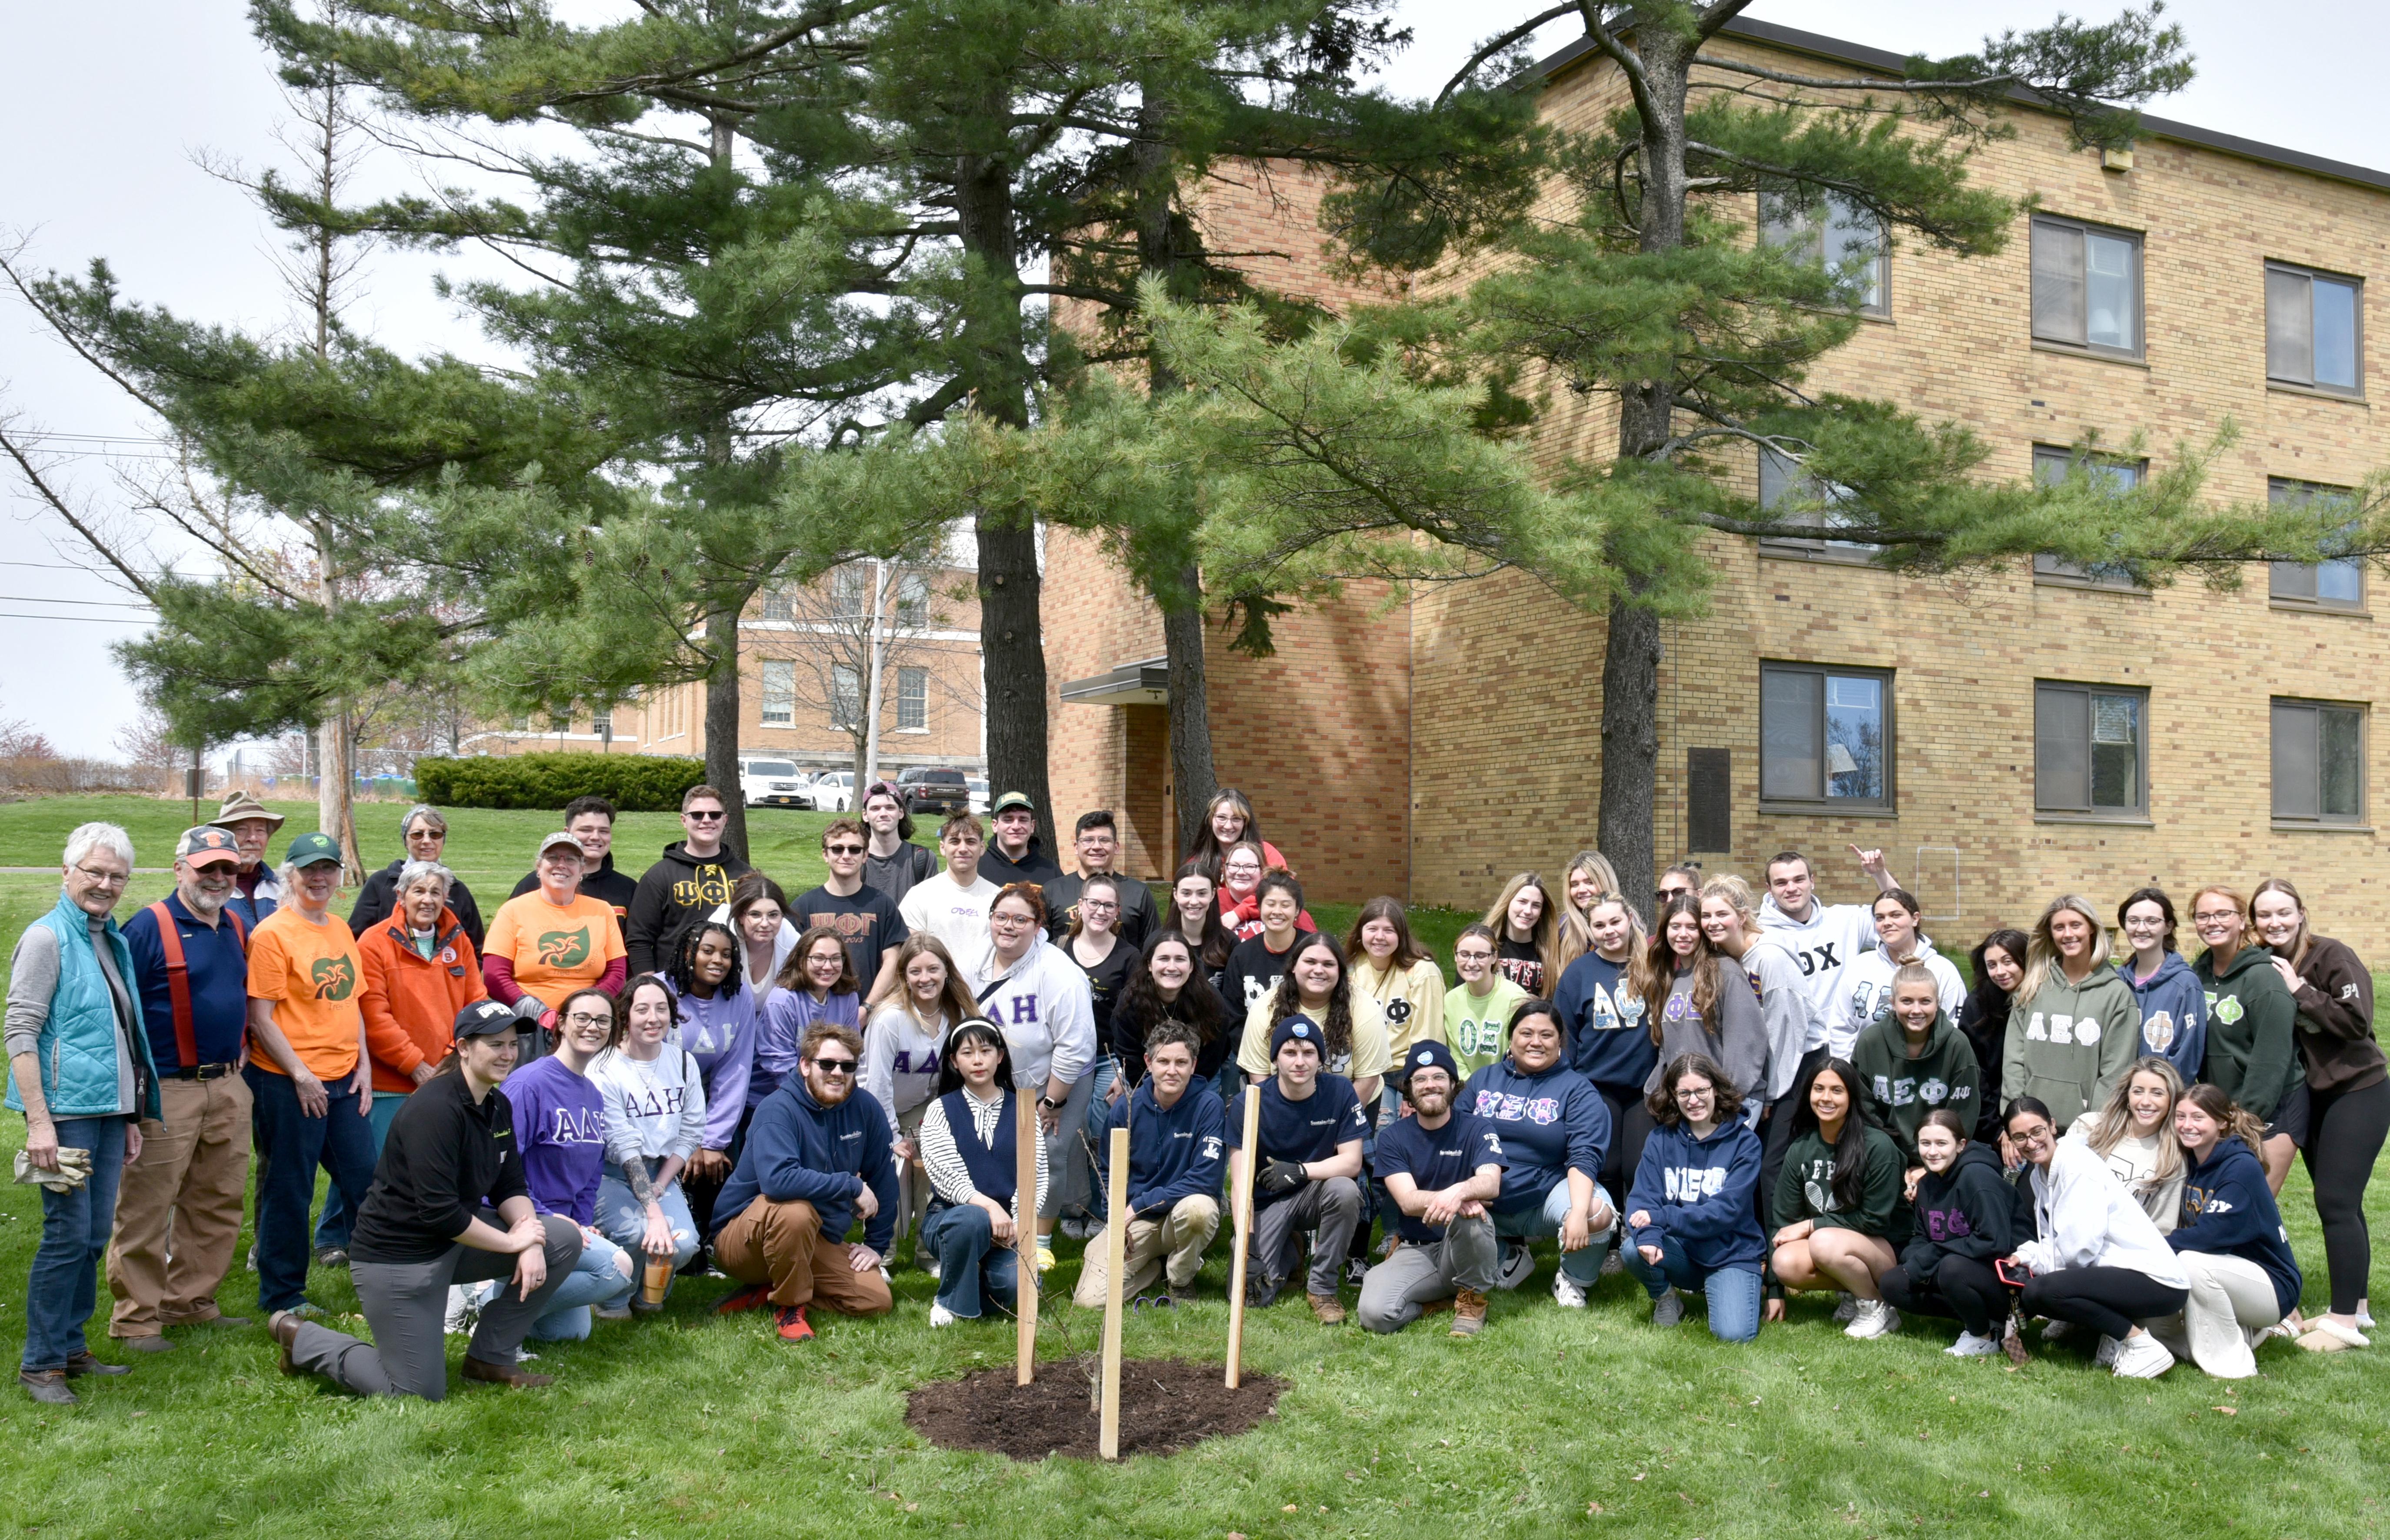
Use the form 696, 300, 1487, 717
0, 797, 2384, 1539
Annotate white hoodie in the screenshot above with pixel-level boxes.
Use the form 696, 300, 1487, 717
1758, 895, 1880, 1047
961, 931, 1096, 1089
1820, 937, 1965, 1060
2013, 1136, 2189, 1287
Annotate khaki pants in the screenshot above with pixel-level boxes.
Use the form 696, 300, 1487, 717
107, 1073, 252, 1337
1074, 1195, 1220, 1306
713, 1198, 893, 1316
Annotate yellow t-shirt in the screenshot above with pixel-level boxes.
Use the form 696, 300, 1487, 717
1351, 956, 1447, 1062
1235, 994, 1393, 1082
246, 906, 364, 1080
486, 891, 626, 1001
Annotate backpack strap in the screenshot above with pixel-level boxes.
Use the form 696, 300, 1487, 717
146, 900, 199, 1073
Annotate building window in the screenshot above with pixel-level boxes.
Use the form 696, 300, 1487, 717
2035, 681, 2147, 817
760, 588, 794, 622
1759, 188, 1887, 314
2031, 215, 2142, 359
2266, 263, 2362, 395
897, 667, 927, 730
2031, 444, 2146, 590
1759, 663, 1891, 809
1758, 447, 1879, 562
2272, 699, 2365, 823
761, 660, 795, 726
830, 663, 861, 729
895, 573, 930, 627
831, 565, 869, 620
2267, 478, 2365, 611
591, 712, 612, 737
548, 713, 571, 734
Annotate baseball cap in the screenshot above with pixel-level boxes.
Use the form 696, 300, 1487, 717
537, 830, 583, 858
864, 779, 903, 804
1270, 1013, 1322, 1060
284, 831, 343, 868
452, 999, 518, 1041
1400, 1040, 1459, 1088
175, 826, 241, 868
991, 791, 1036, 816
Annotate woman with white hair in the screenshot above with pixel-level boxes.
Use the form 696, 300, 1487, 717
347, 805, 485, 952
8, 823, 157, 1405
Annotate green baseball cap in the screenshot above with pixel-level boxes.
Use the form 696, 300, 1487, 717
285, 831, 343, 868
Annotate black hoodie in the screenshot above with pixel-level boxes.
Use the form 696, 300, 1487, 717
978, 833, 1063, 892
625, 840, 753, 975
1898, 1141, 2016, 1276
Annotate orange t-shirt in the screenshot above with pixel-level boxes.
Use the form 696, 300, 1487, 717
486, 891, 625, 1000
246, 906, 365, 1080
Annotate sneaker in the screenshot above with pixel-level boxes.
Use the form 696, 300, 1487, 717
1651, 1287, 1685, 1328
285, 1301, 329, 1322
1060, 1215, 1095, 1241
773, 1305, 815, 1343
246, 1242, 258, 1273
1947, 1330, 2001, 1358
1308, 1292, 1346, 1326
1450, 1288, 1489, 1338
1344, 1254, 1370, 1290
313, 1247, 349, 1269
921, 1257, 941, 1282
1845, 1300, 1900, 1340
1494, 1241, 1533, 1292
1832, 1291, 1859, 1324
929, 1303, 957, 1329
713, 1284, 772, 1316
1552, 1273, 1588, 1310
2094, 1334, 2121, 1368
2110, 1331, 2174, 1378
1033, 1242, 1057, 1275
443, 1284, 480, 1337
1599, 1246, 1624, 1278
2039, 1318, 2074, 1343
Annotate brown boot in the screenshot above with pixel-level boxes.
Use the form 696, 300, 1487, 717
1449, 1288, 1489, 1338
268, 1311, 305, 1376
1308, 1292, 1346, 1326
462, 1356, 554, 1389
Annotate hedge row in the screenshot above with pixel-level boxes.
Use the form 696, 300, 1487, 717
413, 753, 711, 812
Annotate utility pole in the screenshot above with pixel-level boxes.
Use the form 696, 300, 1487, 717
861, 559, 888, 787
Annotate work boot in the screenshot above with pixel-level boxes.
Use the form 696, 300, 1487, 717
18, 1370, 76, 1406
1308, 1292, 1346, 1326
462, 1356, 554, 1388
1450, 1288, 1489, 1338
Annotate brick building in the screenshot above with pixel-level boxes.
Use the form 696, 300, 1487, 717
1047, 17, 2390, 955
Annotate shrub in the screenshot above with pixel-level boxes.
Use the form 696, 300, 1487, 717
413, 753, 710, 812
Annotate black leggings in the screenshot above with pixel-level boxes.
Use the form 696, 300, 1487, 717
2021, 1267, 2188, 1340
1880, 1255, 2009, 1338
2303, 1077, 2390, 1315
1596, 1085, 1658, 1222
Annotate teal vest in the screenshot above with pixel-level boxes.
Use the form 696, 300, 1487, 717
6, 892, 160, 1122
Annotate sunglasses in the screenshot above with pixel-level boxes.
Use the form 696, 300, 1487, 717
811, 1056, 858, 1074
686, 809, 726, 822
826, 843, 866, 856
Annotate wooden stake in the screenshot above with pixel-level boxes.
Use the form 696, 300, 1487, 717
1225, 1082, 1261, 1389
1099, 1124, 1129, 1461
1016, 1085, 1039, 1385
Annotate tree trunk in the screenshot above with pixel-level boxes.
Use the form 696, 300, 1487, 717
703, 602, 749, 860
1595, 31, 1697, 916
1163, 576, 1215, 868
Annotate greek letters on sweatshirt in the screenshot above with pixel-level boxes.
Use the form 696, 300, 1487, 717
1821, 940, 1965, 1061
503, 1053, 608, 1226
1098, 1077, 1227, 1217
1458, 1057, 1611, 1216
2194, 947, 2300, 1122
1898, 1142, 2015, 1277
588, 1042, 707, 1166
1624, 1117, 1767, 1274
2280, 935, 2386, 1094
671, 976, 758, 1152
2121, 950, 2207, 1082
1443, 976, 1529, 1077
1773, 1124, 1905, 1238
1756, 896, 1880, 1045
1552, 951, 1653, 1092
2001, 962, 2141, 1132
1850, 1010, 1982, 1164
711, 1078, 898, 1251
1641, 962, 1768, 1108
626, 840, 752, 976
2171, 1135, 2302, 1316
1740, 937, 1814, 1102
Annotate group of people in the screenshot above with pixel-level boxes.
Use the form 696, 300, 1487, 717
7, 780, 2381, 1404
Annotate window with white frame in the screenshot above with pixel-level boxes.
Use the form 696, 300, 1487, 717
761, 660, 795, 726
897, 667, 927, 730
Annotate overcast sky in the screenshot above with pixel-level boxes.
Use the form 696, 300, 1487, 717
4, 1, 2384, 756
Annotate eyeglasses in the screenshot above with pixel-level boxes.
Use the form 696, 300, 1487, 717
811, 1057, 858, 1074
564, 1012, 611, 1028
73, 866, 130, 887
2191, 910, 2239, 924
1080, 899, 1118, 912
1674, 1086, 1715, 1104
1454, 947, 1495, 962
686, 810, 726, 822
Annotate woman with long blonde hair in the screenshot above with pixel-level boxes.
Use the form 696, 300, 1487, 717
1555, 850, 1622, 972
2000, 895, 2141, 1132
1483, 872, 1559, 996
2065, 1055, 2186, 1231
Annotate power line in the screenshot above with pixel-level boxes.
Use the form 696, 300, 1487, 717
0, 611, 154, 625
0, 593, 156, 609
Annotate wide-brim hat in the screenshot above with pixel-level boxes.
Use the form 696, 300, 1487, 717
212, 791, 286, 829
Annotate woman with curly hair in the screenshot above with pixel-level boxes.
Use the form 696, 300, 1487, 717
1235, 931, 1389, 1105
1630, 893, 1767, 1114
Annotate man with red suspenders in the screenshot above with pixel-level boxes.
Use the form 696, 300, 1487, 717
109, 827, 256, 1349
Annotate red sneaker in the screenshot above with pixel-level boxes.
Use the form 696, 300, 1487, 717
714, 1284, 771, 1316
773, 1305, 814, 1343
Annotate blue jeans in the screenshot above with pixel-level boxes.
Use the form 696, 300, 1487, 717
593, 1166, 701, 1301
313, 1090, 409, 1252
526, 1231, 634, 1341
920, 1203, 1019, 1319
1492, 1181, 1615, 1288
1622, 1231, 1763, 1342
21, 1116, 128, 1371
247, 1066, 379, 1314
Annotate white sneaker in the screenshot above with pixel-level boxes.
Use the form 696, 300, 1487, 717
443, 1282, 485, 1337
2094, 1334, 2121, 1367
1494, 1241, 1533, 1291
1832, 1291, 1859, 1324
2040, 1318, 2074, 1343
1845, 1300, 1900, 1340
1552, 1274, 1588, 1309
2111, 1331, 2174, 1378
1651, 1287, 1685, 1328
2357, 1300, 2377, 1331
929, 1303, 957, 1329
921, 1257, 941, 1282
1947, 1330, 2001, 1358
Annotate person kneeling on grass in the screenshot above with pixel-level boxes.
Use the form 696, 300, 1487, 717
1623, 1054, 1766, 1342
2143, 1084, 2302, 1378
1456, 1000, 1614, 1308
708, 1020, 897, 1343
918, 1018, 1048, 1326
1765, 1058, 1909, 1338
2005, 1097, 2189, 1378
1077, 1023, 1227, 1309
270, 1001, 583, 1398
1360, 1042, 1508, 1338
1875, 1110, 2020, 1359
1229, 1016, 1369, 1324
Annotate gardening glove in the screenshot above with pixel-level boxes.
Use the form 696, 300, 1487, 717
14, 1148, 92, 1192
1257, 1159, 1309, 1196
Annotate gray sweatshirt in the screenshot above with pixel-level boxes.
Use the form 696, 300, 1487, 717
1643, 960, 1771, 1110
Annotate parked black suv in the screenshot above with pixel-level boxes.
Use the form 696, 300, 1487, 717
896, 766, 971, 817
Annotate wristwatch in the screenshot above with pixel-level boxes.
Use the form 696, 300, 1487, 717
1036, 1095, 1064, 1112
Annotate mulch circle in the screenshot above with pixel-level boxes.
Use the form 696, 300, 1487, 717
907, 1357, 1286, 1461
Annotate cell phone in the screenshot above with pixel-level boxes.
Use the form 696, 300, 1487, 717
1994, 1256, 2028, 1289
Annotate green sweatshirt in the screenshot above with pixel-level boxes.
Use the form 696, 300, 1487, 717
1774, 1124, 1906, 1239
1850, 1010, 1983, 1164
2001, 962, 2141, 1132
2194, 945, 2301, 1122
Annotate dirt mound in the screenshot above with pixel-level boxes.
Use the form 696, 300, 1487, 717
907, 1357, 1286, 1461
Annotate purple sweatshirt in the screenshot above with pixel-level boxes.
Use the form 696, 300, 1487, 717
754, 985, 862, 1108
672, 976, 759, 1152
501, 1054, 606, 1226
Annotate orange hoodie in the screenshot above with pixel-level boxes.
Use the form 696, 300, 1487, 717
357, 906, 485, 1094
